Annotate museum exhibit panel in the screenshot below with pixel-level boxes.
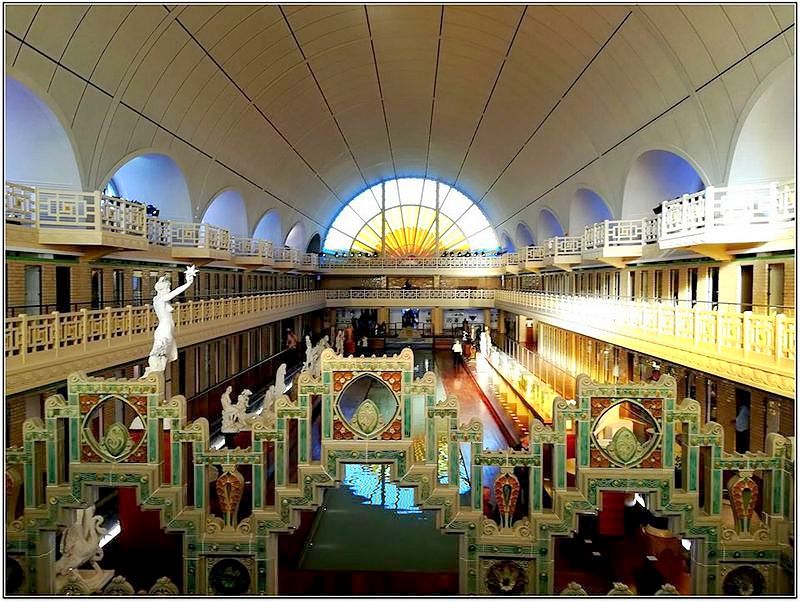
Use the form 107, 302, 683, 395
3, 3, 795, 596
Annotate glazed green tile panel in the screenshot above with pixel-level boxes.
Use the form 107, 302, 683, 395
579, 427, 589, 465
46, 441, 57, 484
554, 443, 565, 489
662, 422, 673, 467
771, 471, 784, 514
253, 464, 264, 507
299, 422, 307, 463
323, 372, 331, 384
276, 441, 285, 485
531, 467, 541, 512
70, 416, 80, 461
404, 372, 411, 383
687, 447, 698, 491
426, 420, 436, 462
194, 465, 204, 507
147, 418, 159, 463
171, 442, 182, 486
24, 462, 36, 506
323, 394, 331, 438
404, 396, 411, 437
711, 469, 721, 514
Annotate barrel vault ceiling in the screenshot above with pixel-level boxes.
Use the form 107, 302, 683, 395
4, 4, 795, 237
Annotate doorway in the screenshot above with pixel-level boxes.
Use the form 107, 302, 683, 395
767, 263, 785, 314
91, 268, 103, 309
734, 388, 751, 453
55, 266, 71, 313
740, 265, 754, 312
24, 265, 42, 315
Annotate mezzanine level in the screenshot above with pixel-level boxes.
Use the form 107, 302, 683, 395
5, 288, 794, 398
4, 182, 319, 271
6, 181, 795, 277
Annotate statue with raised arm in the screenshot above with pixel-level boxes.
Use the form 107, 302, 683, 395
142, 265, 198, 378
54, 505, 114, 593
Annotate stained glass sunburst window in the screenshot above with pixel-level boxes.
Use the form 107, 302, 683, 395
323, 178, 499, 256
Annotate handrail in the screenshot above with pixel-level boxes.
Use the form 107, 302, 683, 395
232, 237, 273, 259
5, 290, 326, 359
324, 289, 497, 300
495, 290, 795, 366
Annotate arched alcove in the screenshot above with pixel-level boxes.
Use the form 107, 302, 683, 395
306, 233, 321, 254
500, 232, 515, 252
253, 209, 282, 244
537, 208, 564, 242
728, 61, 795, 185
106, 154, 192, 222
5, 76, 82, 190
569, 189, 613, 235
285, 221, 307, 250
201, 189, 248, 237
621, 150, 705, 219
515, 222, 535, 247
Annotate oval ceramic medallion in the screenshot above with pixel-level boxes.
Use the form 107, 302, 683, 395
591, 400, 660, 467
102, 422, 131, 459
355, 399, 381, 435
336, 374, 400, 439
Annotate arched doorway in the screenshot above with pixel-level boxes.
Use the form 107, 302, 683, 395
253, 209, 282, 244
536, 208, 564, 242
306, 233, 321, 254
569, 188, 612, 235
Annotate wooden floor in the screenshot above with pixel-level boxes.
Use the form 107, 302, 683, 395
432, 350, 511, 451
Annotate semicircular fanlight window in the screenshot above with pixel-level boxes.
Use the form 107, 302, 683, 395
323, 178, 499, 257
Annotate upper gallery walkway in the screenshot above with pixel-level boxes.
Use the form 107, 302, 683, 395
5, 288, 794, 398
6, 180, 795, 276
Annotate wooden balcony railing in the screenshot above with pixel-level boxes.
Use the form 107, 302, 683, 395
495, 290, 795, 373
324, 289, 497, 301
5, 290, 326, 361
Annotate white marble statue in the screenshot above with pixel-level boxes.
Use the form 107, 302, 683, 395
480, 326, 492, 357
304, 335, 314, 372
335, 329, 344, 356
143, 265, 197, 378
220, 386, 238, 434
55, 505, 113, 593
321, 335, 330, 350
275, 363, 287, 395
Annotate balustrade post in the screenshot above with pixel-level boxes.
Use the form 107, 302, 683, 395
704, 187, 715, 227
105, 307, 112, 346
127, 305, 133, 340
774, 313, 784, 361
94, 190, 103, 232
742, 312, 752, 356
33, 189, 41, 229
716, 309, 723, 353
52, 312, 60, 354
19, 314, 28, 361
81, 309, 88, 351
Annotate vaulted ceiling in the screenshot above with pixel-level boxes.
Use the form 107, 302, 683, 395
4, 4, 796, 241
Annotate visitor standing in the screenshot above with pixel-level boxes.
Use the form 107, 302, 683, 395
452, 338, 463, 369
734, 404, 750, 452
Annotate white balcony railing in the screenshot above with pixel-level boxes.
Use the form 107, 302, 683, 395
318, 254, 513, 270
232, 237, 273, 260
5, 290, 326, 360
524, 246, 545, 262
583, 219, 645, 251
495, 290, 795, 367
543, 236, 582, 259
659, 182, 796, 242
170, 222, 231, 251
146, 217, 173, 246
5, 182, 147, 237
324, 289, 496, 301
